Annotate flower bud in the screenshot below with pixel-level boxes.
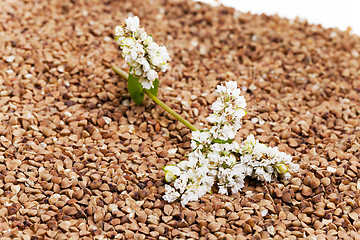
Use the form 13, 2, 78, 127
275, 163, 289, 174
164, 171, 177, 182
114, 26, 124, 36
163, 165, 181, 182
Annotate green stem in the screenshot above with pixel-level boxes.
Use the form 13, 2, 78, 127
112, 65, 198, 132
144, 89, 197, 131
112, 66, 128, 80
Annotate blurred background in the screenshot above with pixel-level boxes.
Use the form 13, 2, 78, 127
197, 0, 360, 35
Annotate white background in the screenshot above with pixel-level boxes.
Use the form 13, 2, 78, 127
197, 0, 360, 36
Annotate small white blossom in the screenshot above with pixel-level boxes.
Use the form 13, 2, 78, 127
125, 16, 140, 32
163, 185, 180, 202
191, 130, 212, 150
163, 165, 181, 176
114, 26, 124, 36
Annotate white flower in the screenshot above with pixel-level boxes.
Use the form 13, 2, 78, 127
163, 165, 181, 176
114, 26, 124, 36
174, 176, 188, 194
253, 142, 267, 157
200, 175, 215, 187
274, 163, 288, 174
138, 57, 150, 72
192, 131, 212, 146
218, 186, 227, 195
211, 101, 224, 112
146, 69, 158, 81
225, 80, 237, 89
125, 16, 140, 32
223, 124, 236, 140
178, 159, 196, 170
163, 185, 180, 202
134, 66, 143, 76
216, 85, 227, 94
180, 191, 199, 206
122, 37, 136, 47
138, 77, 153, 90
207, 113, 224, 125
234, 108, 247, 119
197, 166, 210, 176
142, 35, 153, 46
158, 46, 170, 60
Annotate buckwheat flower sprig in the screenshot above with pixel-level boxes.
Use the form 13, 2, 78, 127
163, 81, 298, 206
112, 16, 197, 132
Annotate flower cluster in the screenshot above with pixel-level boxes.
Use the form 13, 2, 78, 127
207, 81, 247, 141
163, 81, 298, 206
240, 134, 299, 182
114, 16, 171, 89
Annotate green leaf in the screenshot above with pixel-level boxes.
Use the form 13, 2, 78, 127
127, 71, 144, 105
148, 79, 159, 97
